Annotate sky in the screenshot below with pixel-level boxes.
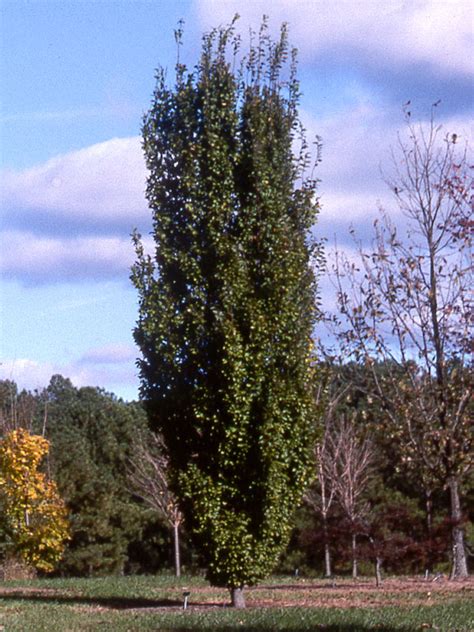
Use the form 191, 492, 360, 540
1, 0, 473, 401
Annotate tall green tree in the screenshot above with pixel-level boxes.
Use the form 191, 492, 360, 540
39, 376, 150, 576
132, 19, 321, 607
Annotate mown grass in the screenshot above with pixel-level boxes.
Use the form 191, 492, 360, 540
0, 574, 472, 631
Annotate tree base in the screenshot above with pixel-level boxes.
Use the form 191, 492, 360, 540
0, 554, 36, 581
230, 587, 246, 608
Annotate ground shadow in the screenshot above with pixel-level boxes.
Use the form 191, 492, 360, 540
0, 591, 180, 609
0, 592, 426, 631
156, 626, 409, 632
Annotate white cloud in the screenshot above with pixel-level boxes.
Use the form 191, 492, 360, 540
66, 362, 138, 395
0, 359, 57, 393
196, 0, 474, 77
1, 100, 471, 286
1, 137, 148, 234
317, 191, 388, 240
1, 229, 156, 285
302, 101, 398, 194
79, 343, 136, 365
0, 231, 136, 284
316, 240, 362, 314
0, 354, 139, 401
305, 103, 473, 241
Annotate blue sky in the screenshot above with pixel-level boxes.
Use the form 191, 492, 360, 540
1, 0, 473, 400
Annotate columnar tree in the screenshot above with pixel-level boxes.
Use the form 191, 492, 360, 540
132, 20, 320, 607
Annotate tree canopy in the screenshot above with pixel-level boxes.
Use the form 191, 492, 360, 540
0, 428, 69, 572
132, 19, 321, 605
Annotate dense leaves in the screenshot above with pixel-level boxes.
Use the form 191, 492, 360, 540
0, 428, 69, 572
36, 376, 154, 576
132, 20, 321, 594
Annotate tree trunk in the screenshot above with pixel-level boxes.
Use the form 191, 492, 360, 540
351, 533, 358, 579
448, 477, 468, 578
324, 540, 332, 578
425, 488, 433, 572
318, 451, 332, 578
230, 586, 246, 608
323, 519, 332, 577
425, 489, 433, 536
173, 522, 181, 578
375, 557, 382, 587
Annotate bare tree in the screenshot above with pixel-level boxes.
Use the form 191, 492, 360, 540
331, 109, 473, 577
305, 380, 349, 577
305, 425, 339, 577
0, 380, 36, 434
330, 415, 374, 579
127, 431, 183, 577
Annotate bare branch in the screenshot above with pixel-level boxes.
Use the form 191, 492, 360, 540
127, 431, 183, 530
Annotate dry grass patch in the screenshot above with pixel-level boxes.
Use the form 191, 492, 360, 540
243, 576, 473, 609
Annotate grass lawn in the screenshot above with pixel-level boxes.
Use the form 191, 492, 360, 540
0, 574, 472, 631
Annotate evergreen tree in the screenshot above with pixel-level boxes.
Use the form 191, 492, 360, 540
39, 376, 150, 576
132, 19, 321, 606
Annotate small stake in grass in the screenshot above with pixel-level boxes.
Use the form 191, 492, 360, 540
182, 589, 190, 610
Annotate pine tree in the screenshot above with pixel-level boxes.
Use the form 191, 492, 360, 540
40, 376, 150, 576
132, 19, 321, 607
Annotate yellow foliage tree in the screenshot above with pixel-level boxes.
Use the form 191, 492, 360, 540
0, 428, 70, 572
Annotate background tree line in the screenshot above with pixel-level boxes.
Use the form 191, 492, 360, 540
0, 376, 190, 577
0, 366, 471, 580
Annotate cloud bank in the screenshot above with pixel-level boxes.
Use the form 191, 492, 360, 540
2, 109, 471, 284
0, 231, 137, 285
2, 137, 148, 236
0, 343, 139, 400
196, 0, 474, 78
0, 137, 153, 285
2, 2, 472, 286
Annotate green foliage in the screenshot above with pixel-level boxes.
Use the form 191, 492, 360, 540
132, 20, 321, 589
36, 376, 151, 576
